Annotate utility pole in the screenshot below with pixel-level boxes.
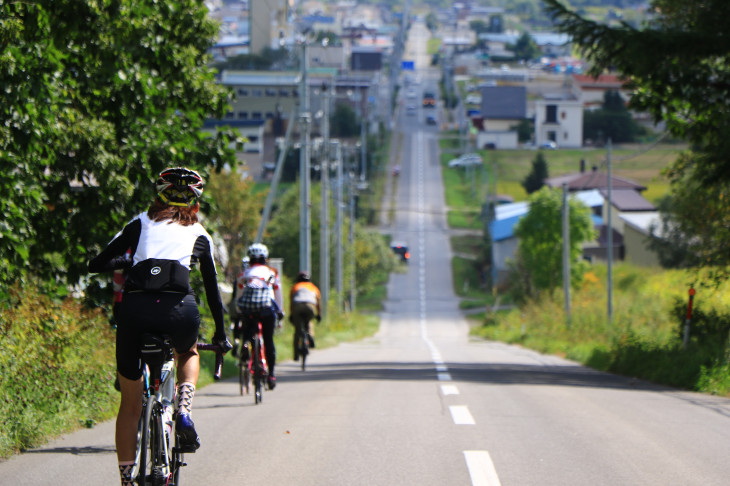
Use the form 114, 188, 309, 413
349, 148, 356, 312
255, 109, 297, 243
299, 39, 312, 274
562, 182, 571, 328
333, 140, 344, 311
320, 81, 330, 319
360, 88, 367, 181
607, 139, 613, 322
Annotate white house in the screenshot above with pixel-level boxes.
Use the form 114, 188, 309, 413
534, 93, 583, 148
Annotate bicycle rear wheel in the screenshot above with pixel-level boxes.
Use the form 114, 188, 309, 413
299, 326, 309, 372
137, 403, 169, 485
134, 398, 154, 485
253, 338, 263, 404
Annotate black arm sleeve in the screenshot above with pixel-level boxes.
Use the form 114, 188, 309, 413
193, 235, 226, 334
88, 219, 141, 273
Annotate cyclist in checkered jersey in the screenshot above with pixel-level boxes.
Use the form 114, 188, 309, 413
237, 243, 284, 389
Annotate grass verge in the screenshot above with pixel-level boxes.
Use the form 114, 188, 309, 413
467, 264, 730, 395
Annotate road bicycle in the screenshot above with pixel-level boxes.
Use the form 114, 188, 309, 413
131, 333, 223, 486
238, 320, 269, 404
295, 319, 310, 372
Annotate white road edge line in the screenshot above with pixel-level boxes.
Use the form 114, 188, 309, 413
463, 451, 502, 486
449, 405, 475, 425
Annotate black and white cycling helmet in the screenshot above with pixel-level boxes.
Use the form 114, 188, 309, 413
156, 167, 204, 207
247, 243, 269, 261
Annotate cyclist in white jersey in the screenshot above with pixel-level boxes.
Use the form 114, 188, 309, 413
89, 167, 231, 486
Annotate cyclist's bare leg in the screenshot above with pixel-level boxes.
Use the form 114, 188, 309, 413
175, 345, 200, 389
115, 373, 143, 462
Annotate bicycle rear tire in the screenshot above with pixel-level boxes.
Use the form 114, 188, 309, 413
135, 399, 154, 485
253, 338, 263, 404
239, 355, 250, 396
299, 326, 309, 372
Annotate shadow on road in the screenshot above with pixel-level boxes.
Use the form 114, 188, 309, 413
275, 360, 665, 392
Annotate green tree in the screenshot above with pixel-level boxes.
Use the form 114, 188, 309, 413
544, 0, 730, 268
521, 152, 549, 194
512, 187, 595, 300
583, 90, 643, 144
425, 12, 438, 33
469, 20, 490, 35
212, 47, 291, 71
205, 168, 263, 283
509, 32, 541, 62
0, 0, 237, 301
330, 103, 360, 138
511, 118, 534, 143
265, 184, 394, 299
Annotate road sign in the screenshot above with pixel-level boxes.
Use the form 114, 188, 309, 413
401, 60, 414, 70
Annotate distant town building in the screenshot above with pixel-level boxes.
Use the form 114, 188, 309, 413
249, 0, 287, 55
534, 93, 583, 148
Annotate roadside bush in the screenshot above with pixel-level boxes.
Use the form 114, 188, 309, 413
671, 298, 730, 346
472, 264, 730, 395
0, 286, 117, 458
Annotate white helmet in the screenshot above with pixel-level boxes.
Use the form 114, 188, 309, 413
241, 256, 250, 269
247, 243, 269, 260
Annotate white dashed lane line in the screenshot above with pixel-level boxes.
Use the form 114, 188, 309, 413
449, 405, 476, 425
414, 132, 502, 486
464, 451, 503, 486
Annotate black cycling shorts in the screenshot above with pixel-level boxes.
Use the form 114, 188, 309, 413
115, 292, 200, 380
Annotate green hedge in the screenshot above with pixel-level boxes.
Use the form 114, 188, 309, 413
0, 287, 118, 458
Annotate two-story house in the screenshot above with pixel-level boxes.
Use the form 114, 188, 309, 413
475, 86, 526, 149
534, 93, 583, 148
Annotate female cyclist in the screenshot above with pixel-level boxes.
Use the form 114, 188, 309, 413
88, 167, 231, 486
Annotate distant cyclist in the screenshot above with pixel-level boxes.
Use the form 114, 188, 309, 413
289, 271, 321, 359
88, 167, 231, 486
236, 243, 284, 389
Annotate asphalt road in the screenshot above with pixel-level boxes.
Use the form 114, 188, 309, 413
3, 21, 730, 486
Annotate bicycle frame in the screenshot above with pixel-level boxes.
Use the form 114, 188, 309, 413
133, 334, 178, 486
132, 335, 223, 486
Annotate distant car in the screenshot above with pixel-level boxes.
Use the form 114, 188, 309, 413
447, 153, 482, 168
406, 89, 417, 99
540, 141, 558, 150
426, 114, 437, 125
465, 94, 481, 105
390, 242, 410, 263
406, 104, 417, 115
